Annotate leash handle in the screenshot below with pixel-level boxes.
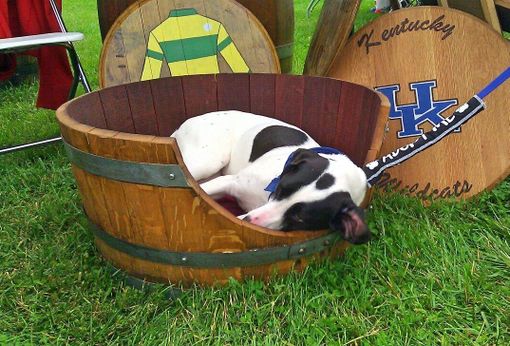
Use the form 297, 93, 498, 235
477, 66, 510, 99
364, 66, 510, 187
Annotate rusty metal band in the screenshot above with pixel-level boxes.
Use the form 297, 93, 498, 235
106, 263, 183, 298
89, 220, 341, 269
63, 140, 189, 188
276, 42, 294, 60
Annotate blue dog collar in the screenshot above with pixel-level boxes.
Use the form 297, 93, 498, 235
264, 146, 343, 194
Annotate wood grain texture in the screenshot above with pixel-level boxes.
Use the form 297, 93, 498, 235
249, 73, 276, 116
98, 0, 138, 40
56, 74, 388, 286
275, 74, 305, 126
217, 73, 251, 111
100, 0, 279, 88
235, 0, 295, 72
98, 0, 294, 73
328, 6, 510, 201
303, 0, 361, 76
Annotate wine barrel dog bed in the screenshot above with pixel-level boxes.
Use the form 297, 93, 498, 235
56, 73, 389, 287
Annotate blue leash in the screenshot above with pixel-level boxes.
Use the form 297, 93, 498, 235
364, 66, 510, 186
477, 66, 510, 99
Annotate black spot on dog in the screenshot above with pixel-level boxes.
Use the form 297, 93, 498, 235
272, 149, 329, 200
281, 192, 347, 230
281, 192, 371, 244
315, 173, 335, 190
249, 125, 308, 162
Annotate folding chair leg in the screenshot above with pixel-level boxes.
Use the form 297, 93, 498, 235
51, 0, 91, 95
0, 136, 62, 155
0, 0, 92, 156
66, 45, 82, 99
66, 44, 91, 95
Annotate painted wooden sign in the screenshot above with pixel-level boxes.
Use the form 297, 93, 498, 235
99, 0, 279, 88
97, 0, 294, 73
328, 7, 510, 201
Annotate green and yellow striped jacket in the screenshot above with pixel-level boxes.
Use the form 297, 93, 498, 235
141, 8, 249, 79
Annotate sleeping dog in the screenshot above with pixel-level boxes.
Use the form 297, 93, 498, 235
171, 111, 371, 244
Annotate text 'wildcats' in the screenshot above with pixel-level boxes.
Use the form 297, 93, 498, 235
376, 80, 458, 139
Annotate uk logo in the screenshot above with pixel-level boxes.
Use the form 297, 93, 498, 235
376, 80, 458, 138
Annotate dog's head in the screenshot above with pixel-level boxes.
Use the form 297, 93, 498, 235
244, 148, 371, 244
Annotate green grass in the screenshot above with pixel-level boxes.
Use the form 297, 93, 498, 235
1, 0, 509, 344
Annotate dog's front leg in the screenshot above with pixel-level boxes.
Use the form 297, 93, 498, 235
200, 175, 237, 200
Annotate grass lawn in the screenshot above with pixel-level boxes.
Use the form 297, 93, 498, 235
1, 0, 509, 344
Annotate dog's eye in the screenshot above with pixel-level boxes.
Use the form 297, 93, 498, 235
290, 206, 304, 223
293, 214, 304, 223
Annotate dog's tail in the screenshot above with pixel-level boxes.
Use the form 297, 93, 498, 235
363, 66, 510, 187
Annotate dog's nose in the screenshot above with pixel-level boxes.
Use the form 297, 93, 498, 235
242, 215, 251, 222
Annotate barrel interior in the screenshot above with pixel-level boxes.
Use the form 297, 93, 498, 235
67, 73, 385, 166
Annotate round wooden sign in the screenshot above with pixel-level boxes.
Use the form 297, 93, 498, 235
97, 0, 294, 73
328, 6, 510, 201
99, 0, 280, 88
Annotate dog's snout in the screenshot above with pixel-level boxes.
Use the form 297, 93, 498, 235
349, 229, 372, 244
242, 214, 267, 227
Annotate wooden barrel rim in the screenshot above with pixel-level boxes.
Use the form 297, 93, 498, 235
99, 0, 280, 88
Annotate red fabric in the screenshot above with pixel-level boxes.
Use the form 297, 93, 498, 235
216, 195, 246, 217
0, 0, 73, 109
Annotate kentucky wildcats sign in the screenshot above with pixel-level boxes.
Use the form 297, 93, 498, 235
376, 81, 458, 139
327, 6, 510, 201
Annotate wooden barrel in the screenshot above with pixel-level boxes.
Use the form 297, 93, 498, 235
98, 0, 138, 40
328, 7, 510, 201
97, 0, 295, 73
56, 73, 388, 287
236, 0, 294, 73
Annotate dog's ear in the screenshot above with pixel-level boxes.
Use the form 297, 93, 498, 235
283, 148, 317, 170
329, 205, 371, 244
274, 149, 329, 200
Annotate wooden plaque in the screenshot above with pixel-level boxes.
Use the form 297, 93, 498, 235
328, 7, 510, 201
99, 0, 280, 88
97, 0, 295, 73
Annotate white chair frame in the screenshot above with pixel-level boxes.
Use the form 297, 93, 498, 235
0, 0, 91, 155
